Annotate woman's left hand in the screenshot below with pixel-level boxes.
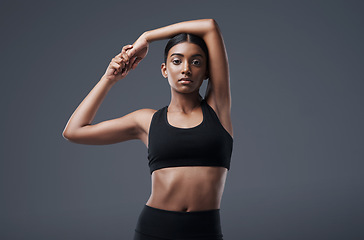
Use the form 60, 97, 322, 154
128, 33, 149, 70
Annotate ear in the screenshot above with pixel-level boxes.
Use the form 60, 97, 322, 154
161, 63, 168, 78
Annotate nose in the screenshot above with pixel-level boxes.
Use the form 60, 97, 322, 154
181, 61, 191, 76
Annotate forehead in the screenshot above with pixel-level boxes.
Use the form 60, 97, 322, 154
168, 42, 206, 58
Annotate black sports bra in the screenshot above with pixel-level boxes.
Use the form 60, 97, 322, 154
147, 99, 233, 174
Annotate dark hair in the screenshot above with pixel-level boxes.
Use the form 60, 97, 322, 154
164, 33, 209, 67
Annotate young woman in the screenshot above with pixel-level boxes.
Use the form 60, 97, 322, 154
63, 19, 233, 240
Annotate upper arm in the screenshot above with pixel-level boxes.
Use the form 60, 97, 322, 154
203, 20, 233, 136
203, 19, 231, 112
63, 108, 155, 145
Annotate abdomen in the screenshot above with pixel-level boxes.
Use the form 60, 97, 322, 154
146, 166, 227, 212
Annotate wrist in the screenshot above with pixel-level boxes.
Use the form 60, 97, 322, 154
100, 75, 117, 87
142, 31, 151, 43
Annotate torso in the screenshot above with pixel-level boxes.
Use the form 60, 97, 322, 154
137, 98, 233, 212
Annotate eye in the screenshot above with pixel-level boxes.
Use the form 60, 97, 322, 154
172, 59, 181, 64
192, 59, 201, 66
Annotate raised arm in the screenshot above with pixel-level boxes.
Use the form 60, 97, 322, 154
62, 45, 154, 145
129, 19, 232, 137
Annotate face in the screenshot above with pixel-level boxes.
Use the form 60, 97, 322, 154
161, 42, 208, 94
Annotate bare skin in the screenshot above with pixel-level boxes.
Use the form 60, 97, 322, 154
62, 19, 233, 212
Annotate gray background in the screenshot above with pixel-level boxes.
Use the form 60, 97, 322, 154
1, 0, 363, 239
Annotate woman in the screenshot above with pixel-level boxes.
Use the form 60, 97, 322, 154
62, 19, 233, 240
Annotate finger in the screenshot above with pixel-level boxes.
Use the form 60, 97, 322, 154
109, 62, 119, 73
114, 55, 122, 60
112, 56, 123, 65
116, 45, 133, 58
111, 60, 125, 69
112, 57, 126, 67
127, 47, 136, 59
114, 56, 123, 65
110, 61, 125, 73
112, 56, 122, 65
121, 51, 130, 63
121, 44, 133, 53
125, 56, 136, 72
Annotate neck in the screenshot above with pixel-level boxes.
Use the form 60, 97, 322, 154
168, 91, 203, 113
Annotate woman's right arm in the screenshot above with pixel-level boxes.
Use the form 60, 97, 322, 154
62, 45, 153, 145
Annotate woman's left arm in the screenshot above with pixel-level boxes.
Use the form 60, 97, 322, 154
129, 19, 231, 119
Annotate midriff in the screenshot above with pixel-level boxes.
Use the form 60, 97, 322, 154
146, 166, 228, 212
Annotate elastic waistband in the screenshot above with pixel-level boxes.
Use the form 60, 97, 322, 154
145, 204, 220, 215
135, 204, 223, 239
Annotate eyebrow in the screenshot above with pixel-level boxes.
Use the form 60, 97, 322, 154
170, 53, 203, 58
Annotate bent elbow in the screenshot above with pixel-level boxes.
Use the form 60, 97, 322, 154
62, 131, 70, 140
62, 130, 74, 141
62, 132, 82, 144
206, 18, 218, 29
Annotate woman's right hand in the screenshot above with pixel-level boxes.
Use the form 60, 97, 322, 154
102, 44, 134, 83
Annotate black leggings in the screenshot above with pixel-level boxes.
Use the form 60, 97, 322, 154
133, 205, 224, 240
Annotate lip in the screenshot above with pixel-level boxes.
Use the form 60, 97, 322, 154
178, 78, 193, 82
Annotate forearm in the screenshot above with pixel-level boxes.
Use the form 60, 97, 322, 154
62, 76, 115, 138
144, 19, 216, 43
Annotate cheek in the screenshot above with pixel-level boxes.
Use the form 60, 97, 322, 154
167, 65, 180, 76
195, 67, 207, 77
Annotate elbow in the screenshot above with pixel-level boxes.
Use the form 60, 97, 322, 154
206, 18, 218, 30
62, 131, 71, 141
62, 125, 85, 141
62, 131, 80, 144
62, 128, 75, 141
200, 19, 218, 35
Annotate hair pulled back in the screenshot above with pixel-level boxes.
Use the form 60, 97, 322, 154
164, 33, 209, 67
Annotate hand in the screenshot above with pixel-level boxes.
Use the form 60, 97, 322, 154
127, 33, 149, 70
103, 45, 133, 83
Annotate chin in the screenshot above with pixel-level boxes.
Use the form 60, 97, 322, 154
176, 87, 200, 94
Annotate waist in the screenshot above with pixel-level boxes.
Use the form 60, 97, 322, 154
146, 166, 227, 212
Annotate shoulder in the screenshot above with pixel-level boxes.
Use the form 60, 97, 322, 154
132, 108, 158, 133
133, 108, 158, 116
133, 108, 157, 123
